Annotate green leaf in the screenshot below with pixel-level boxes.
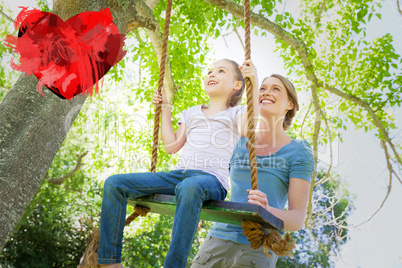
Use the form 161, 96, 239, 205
275, 14, 283, 22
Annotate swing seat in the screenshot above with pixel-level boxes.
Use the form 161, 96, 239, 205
128, 194, 284, 230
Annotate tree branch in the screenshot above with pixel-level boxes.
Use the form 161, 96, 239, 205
324, 84, 402, 168
306, 107, 321, 226
233, 19, 245, 50
144, 0, 160, 9
48, 151, 88, 185
373, 85, 401, 114
398, 0, 402, 15
0, 9, 14, 23
125, 0, 159, 32
315, 110, 333, 186
220, 28, 231, 49
315, 0, 326, 25
299, 101, 312, 139
136, 0, 176, 103
306, 228, 330, 255
349, 140, 392, 227
126, 14, 158, 32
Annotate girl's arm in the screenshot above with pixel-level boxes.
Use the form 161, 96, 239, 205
152, 89, 188, 154
237, 60, 259, 137
247, 178, 310, 231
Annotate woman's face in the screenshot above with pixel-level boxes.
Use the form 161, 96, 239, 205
258, 77, 294, 117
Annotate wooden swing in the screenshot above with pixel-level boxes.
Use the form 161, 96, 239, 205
124, 0, 294, 257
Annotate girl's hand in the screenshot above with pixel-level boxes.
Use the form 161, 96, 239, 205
239, 60, 258, 87
152, 87, 168, 107
247, 189, 269, 210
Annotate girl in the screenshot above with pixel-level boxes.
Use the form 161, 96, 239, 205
97, 59, 258, 268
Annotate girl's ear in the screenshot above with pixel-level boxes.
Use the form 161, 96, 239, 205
287, 101, 294, 111
234, 81, 243, 91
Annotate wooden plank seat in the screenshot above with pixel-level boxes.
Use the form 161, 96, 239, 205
128, 194, 284, 230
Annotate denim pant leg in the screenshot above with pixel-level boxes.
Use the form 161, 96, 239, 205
164, 170, 227, 268
98, 170, 183, 265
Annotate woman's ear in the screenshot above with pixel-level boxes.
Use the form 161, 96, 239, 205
287, 101, 294, 111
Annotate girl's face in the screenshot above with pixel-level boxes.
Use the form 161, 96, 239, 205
203, 60, 242, 99
259, 77, 294, 117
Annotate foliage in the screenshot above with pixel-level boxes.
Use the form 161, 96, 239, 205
273, 0, 401, 136
0, 204, 86, 268
0, 157, 103, 267
0, 2, 18, 102
121, 215, 212, 267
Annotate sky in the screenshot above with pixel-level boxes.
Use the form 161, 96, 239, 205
2, 0, 402, 267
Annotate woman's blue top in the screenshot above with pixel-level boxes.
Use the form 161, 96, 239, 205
208, 137, 315, 244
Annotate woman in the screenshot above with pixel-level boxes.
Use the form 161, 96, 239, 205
191, 63, 315, 268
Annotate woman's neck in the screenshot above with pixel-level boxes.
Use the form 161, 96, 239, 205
255, 116, 291, 148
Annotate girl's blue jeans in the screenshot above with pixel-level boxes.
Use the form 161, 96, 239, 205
97, 169, 227, 268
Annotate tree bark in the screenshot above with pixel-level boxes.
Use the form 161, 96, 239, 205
0, 0, 159, 250
0, 75, 87, 250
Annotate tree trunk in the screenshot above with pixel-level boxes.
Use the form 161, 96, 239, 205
0, 74, 87, 250
0, 0, 157, 250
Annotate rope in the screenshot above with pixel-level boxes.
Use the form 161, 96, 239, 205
242, 220, 295, 256
124, 0, 173, 227
241, 0, 295, 257
243, 0, 258, 191
124, 205, 151, 226
78, 226, 101, 268
151, 0, 173, 173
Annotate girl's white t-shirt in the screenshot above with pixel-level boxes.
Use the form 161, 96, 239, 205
174, 104, 246, 190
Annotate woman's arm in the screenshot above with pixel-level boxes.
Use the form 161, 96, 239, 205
237, 60, 259, 137
152, 89, 187, 154
247, 178, 310, 231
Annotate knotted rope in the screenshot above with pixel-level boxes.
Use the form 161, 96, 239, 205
242, 220, 295, 257
242, 0, 295, 257
124, 205, 151, 226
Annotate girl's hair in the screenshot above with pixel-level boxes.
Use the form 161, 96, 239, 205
263, 74, 299, 131
223, 59, 245, 107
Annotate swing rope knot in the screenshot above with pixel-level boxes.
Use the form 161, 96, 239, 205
124, 205, 151, 226
242, 220, 295, 257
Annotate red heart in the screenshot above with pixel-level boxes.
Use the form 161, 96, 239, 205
5, 7, 126, 99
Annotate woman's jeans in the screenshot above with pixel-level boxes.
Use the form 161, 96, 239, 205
97, 169, 227, 268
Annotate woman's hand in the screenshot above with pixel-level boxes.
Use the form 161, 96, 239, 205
247, 189, 269, 210
152, 87, 168, 107
239, 60, 258, 87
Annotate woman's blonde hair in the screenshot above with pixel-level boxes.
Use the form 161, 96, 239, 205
262, 74, 299, 131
